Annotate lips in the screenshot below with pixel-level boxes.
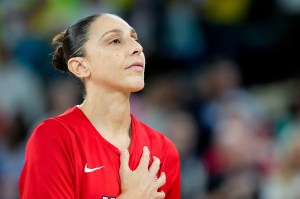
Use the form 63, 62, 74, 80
126, 62, 144, 69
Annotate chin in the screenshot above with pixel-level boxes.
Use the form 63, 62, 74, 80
131, 84, 145, 93
130, 80, 145, 92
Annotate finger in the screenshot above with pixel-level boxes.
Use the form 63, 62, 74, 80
137, 146, 150, 170
119, 149, 130, 174
154, 191, 165, 199
154, 172, 166, 190
149, 156, 160, 176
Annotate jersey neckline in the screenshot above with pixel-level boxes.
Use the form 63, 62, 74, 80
72, 105, 137, 156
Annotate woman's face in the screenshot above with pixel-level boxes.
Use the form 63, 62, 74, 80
83, 14, 145, 93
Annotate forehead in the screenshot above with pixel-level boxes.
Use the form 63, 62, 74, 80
90, 14, 133, 35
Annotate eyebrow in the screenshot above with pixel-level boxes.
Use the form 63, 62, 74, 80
100, 28, 137, 40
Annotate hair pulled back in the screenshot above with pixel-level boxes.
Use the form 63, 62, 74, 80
52, 13, 102, 73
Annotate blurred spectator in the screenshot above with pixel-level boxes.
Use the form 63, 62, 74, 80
1, 0, 44, 49
0, 45, 45, 128
261, 129, 300, 199
167, 109, 207, 199
0, 112, 26, 199
189, 56, 272, 198
160, 0, 205, 62
189, 56, 244, 153
127, 0, 163, 56
0, 44, 46, 199
203, 112, 267, 199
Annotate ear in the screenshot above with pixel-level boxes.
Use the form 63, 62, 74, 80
67, 57, 90, 78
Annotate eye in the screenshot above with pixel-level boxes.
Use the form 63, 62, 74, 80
110, 39, 121, 45
132, 35, 138, 42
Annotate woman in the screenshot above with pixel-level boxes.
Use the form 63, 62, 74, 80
18, 13, 180, 199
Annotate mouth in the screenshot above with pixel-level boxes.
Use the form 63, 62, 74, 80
126, 62, 144, 70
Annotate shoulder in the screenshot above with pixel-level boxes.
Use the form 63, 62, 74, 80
27, 107, 80, 151
31, 106, 80, 135
27, 119, 69, 153
31, 118, 67, 138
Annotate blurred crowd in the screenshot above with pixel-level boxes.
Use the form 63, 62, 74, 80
1, 0, 300, 199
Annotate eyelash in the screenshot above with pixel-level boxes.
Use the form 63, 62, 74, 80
110, 39, 121, 45
109, 37, 138, 45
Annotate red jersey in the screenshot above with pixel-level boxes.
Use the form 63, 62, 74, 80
19, 106, 180, 199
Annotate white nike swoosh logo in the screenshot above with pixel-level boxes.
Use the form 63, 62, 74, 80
84, 164, 105, 173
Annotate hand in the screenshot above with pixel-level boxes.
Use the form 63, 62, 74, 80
117, 146, 166, 199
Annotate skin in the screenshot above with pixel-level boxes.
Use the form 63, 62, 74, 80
67, 14, 166, 199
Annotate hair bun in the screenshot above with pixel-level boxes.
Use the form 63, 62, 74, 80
52, 30, 66, 46
52, 30, 68, 73
52, 46, 68, 73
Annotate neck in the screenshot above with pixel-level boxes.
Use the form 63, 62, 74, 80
79, 89, 132, 148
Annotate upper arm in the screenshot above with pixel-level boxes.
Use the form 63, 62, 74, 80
19, 119, 75, 199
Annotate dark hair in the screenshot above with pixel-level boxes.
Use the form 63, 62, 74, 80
52, 13, 102, 72
51, 14, 103, 96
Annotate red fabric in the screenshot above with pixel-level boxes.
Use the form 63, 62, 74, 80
19, 106, 180, 199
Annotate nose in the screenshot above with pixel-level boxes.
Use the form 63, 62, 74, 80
130, 40, 143, 55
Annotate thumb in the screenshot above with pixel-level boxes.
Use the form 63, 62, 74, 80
119, 149, 130, 175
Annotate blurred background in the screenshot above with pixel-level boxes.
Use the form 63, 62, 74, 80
1, 0, 300, 198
